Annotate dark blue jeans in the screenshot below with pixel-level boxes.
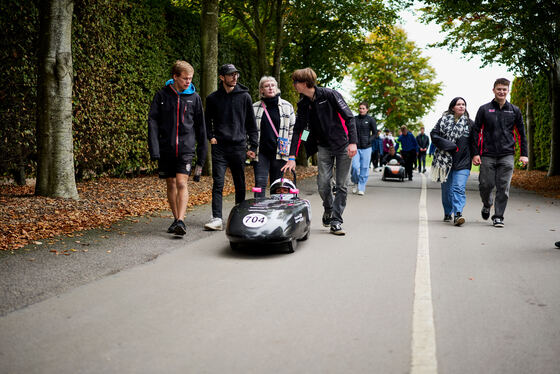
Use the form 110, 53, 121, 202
211, 144, 247, 219
252, 152, 286, 197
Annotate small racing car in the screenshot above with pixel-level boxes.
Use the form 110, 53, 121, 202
382, 159, 405, 182
225, 176, 311, 253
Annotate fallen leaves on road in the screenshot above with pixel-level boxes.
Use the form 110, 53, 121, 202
1, 166, 318, 251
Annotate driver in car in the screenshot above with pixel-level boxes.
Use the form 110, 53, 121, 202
382, 146, 403, 165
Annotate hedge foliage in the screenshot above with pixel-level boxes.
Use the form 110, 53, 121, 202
1, 0, 263, 181
511, 75, 551, 170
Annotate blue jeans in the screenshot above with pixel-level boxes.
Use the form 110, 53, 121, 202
252, 152, 286, 197
441, 169, 470, 215
351, 148, 372, 192
317, 145, 352, 225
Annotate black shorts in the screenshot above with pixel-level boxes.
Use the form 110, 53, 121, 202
158, 155, 192, 179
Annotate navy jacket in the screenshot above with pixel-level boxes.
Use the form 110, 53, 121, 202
148, 82, 207, 165
354, 114, 377, 149
473, 99, 527, 157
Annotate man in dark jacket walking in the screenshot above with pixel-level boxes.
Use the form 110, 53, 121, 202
472, 78, 528, 228
282, 68, 357, 235
148, 60, 207, 236
204, 64, 258, 231
350, 102, 376, 195
416, 127, 430, 173
397, 125, 419, 181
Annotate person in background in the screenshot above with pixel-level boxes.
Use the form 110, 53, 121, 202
416, 126, 430, 173
472, 78, 528, 228
350, 102, 376, 195
382, 145, 403, 165
148, 60, 207, 236
430, 97, 474, 226
204, 64, 258, 231
251, 76, 296, 197
282, 67, 357, 236
397, 125, 419, 181
382, 129, 394, 163
371, 129, 383, 169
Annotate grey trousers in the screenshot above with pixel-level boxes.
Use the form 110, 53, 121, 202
317, 145, 352, 225
479, 155, 514, 220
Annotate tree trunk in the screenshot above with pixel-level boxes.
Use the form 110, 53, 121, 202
272, 0, 284, 83
35, 0, 78, 199
548, 60, 560, 177
526, 96, 535, 170
201, 0, 219, 176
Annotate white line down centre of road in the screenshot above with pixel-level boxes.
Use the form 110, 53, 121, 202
411, 174, 438, 374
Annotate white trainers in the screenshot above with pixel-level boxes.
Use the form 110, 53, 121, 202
352, 186, 357, 194
204, 217, 223, 231
357, 190, 364, 196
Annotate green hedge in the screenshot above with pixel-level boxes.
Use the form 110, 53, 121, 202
1, 0, 261, 181
511, 75, 551, 170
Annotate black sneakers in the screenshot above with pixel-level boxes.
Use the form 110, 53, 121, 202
492, 217, 504, 228
453, 213, 465, 226
481, 206, 490, 220
443, 214, 452, 222
167, 219, 178, 233
330, 223, 345, 235
174, 220, 187, 235
555, 241, 560, 249
322, 211, 332, 227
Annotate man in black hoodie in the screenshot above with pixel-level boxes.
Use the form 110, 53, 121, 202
204, 64, 258, 231
148, 60, 207, 236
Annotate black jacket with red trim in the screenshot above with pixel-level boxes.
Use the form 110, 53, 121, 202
148, 83, 207, 165
473, 99, 528, 157
289, 86, 357, 156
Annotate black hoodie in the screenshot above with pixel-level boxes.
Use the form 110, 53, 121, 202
205, 83, 258, 151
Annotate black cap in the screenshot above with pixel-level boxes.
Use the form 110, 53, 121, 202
384, 128, 390, 132
219, 63, 239, 76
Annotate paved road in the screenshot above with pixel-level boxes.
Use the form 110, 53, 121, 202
1, 169, 559, 373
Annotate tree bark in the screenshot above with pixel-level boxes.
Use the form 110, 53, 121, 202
201, 0, 219, 176
526, 97, 535, 170
548, 59, 560, 176
35, 0, 78, 199
272, 0, 285, 83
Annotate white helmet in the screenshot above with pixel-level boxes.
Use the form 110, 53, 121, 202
270, 178, 297, 194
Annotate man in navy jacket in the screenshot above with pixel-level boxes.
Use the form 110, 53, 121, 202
472, 78, 528, 228
148, 60, 207, 236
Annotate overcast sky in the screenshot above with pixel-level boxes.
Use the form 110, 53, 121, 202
342, 5, 515, 134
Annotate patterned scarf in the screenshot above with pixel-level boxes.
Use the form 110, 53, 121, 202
431, 114, 469, 183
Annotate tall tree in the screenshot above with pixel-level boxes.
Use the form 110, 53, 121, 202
201, 0, 219, 175
35, 0, 78, 199
284, 0, 399, 84
350, 27, 442, 132
420, 0, 560, 176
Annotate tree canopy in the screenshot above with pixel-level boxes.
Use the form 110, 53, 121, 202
350, 27, 442, 132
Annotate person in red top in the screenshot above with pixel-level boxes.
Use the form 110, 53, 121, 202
148, 60, 207, 236
472, 78, 528, 228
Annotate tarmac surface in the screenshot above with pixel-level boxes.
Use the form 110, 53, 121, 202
1, 168, 560, 373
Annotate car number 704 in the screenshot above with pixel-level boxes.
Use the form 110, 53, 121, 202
243, 213, 268, 228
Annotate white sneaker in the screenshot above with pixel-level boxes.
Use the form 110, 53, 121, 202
352, 186, 357, 194
357, 190, 364, 196
204, 217, 223, 231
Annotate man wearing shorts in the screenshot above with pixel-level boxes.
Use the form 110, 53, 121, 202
148, 60, 207, 236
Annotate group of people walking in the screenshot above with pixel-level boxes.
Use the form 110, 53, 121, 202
148, 62, 357, 236
148, 60, 528, 238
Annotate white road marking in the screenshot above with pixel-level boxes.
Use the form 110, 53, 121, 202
411, 174, 438, 373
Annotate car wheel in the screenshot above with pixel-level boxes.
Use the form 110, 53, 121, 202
382, 176, 386, 181
287, 239, 297, 253
230, 242, 240, 251
299, 229, 310, 241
